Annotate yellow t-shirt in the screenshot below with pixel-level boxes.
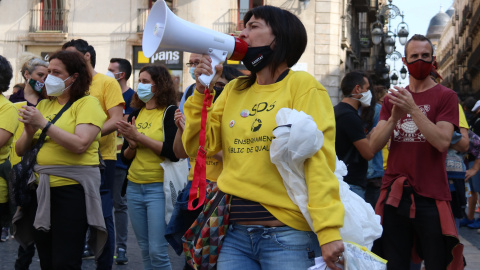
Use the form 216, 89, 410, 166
89, 73, 124, 160
459, 104, 468, 129
183, 70, 344, 246
9, 101, 27, 167
0, 95, 19, 203
128, 107, 167, 184
35, 96, 106, 187
187, 156, 222, 182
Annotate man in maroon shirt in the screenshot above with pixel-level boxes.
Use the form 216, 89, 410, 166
370, 35, 463, 269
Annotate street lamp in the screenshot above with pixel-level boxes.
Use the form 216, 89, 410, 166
397, 13, 409, 45
384, 34, 395, 54
371, 1, 409, 50
299, 0, 310, 9
391, 73, 399, 85
371, 20, 384, 45
400, 65, 407, 79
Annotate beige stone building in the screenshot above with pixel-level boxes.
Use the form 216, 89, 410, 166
436, 0, 480, 99
0, 0, 385, 104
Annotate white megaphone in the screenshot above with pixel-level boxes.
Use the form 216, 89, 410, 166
142, 0, 248, 87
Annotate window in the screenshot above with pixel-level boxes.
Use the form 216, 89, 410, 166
40, 0, 64, 31
149, 0, 172, 9
237, 0, 263, 30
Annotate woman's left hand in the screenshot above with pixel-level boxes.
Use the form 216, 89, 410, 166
18, 105, 48, 131
116, 116, 139, 142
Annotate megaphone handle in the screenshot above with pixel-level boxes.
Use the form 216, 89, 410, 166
198, 48, 228, 87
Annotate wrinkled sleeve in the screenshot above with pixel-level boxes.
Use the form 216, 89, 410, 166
294, 84, 344, 245
182, 88, 224, 158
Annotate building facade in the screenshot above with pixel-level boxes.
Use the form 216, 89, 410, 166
0, 0, 384, 104
436, 0, 480, 100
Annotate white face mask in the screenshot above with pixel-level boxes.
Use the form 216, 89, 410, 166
354, 90, 372, 107
106, 71, 121, 80
45, 75, 71, 97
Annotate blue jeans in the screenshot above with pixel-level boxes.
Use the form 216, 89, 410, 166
127, 181, 171, 270
348, 184, 366, 199
217, 224, 321, 270
97, 160, 116, 270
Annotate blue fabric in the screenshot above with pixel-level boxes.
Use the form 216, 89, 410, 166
216, 224, 321, 270
98, 160, 116, 269
96, 215, 115, 270
468, 161, 480, 192
348, 184, 366, 199
450, 131, 463, 145
179, 84, 195, 113
165, 181, 194, 255
116, 88, 135, 169
367, 103, 384, 179
127, 182, 171, 270
123, 88, 135, 115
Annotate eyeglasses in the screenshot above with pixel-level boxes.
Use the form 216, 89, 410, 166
186, 61, 200, 67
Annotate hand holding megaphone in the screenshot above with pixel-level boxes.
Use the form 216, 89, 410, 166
142, 0, 247, 87
193, 54, 224, 94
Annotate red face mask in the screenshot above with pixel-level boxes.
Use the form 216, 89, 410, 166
405, 59, 433, 80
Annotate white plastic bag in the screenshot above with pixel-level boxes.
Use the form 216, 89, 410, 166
161, 158, 188, 224
308, 241, 386, 270
270, 108, 324, 230
335, 158, 383, 250
343, 241, 387, 270
270, 108, 382, 249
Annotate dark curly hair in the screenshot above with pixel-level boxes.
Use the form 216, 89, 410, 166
48, 50, 92, 102
131, 64, 178, 109
0, 55, 13, 93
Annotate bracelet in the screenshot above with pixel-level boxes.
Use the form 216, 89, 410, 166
42, 122, 52, 133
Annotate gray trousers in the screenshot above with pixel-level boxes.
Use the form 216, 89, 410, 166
113, 168, 128, 251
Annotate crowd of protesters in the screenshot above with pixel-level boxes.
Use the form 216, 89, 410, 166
0, 4, 479, 270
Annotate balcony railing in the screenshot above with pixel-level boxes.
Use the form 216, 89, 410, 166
341, 15, 361, 59
469, 4, 480, 35
438, 48, 452, 67
30, 9, 68, 32
212, 9, 249, 34
137, 8, 149, 33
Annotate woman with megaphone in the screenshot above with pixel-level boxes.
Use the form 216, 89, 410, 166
182, 5, 344, 270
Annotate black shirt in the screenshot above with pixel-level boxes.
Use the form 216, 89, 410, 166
334, 102, 368, 188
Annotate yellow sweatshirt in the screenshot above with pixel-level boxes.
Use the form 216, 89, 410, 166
182, 70, 344, 245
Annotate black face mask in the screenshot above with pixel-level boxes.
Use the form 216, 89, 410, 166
242, 45, 273, 73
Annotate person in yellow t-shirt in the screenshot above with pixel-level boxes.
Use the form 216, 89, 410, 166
7, 52, 48, 268
62, 39, 124, 266
116, 64, 179, 270
183, 6, 344, 270
15, 50, 106, 269
0, 55, 19, 242
165, 66, 243, 257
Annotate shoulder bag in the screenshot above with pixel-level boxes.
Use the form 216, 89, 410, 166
9, 101, 72, 208
182, 182, 232, 270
